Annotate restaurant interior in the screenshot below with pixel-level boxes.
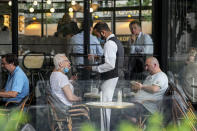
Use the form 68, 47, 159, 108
0, 0, 196, 131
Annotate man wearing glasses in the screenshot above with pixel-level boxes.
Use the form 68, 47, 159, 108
0, 53, 29, 105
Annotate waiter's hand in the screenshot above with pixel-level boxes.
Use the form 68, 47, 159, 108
88, 54, 94, 60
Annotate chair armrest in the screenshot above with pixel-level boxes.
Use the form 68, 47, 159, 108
5, 101, 20, 107
71, 104, 89, 111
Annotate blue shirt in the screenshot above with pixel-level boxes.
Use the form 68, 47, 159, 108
4, 66, 29, 102
69, 31, 103, 65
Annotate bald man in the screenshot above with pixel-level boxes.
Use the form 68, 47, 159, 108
111, 57, 168, 126
133, 57, 168, 113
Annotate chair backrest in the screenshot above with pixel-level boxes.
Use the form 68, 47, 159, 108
47, 93, 70, 118
19, 96, 29, 112
22, 52, 45, 70
162, 82, 197, 128
47, 87, 90, 120
5, 95, 29, 111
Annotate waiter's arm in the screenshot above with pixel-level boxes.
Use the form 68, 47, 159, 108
92, 40, 117, 73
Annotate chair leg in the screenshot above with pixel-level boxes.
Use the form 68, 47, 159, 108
67, 116, 72, 131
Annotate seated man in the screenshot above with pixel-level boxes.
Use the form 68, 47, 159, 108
112, 57, 168, 126
50, 53, 82, 106
0, 53, 29, 104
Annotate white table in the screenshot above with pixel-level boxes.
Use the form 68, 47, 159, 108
86, 102, 134, 109
86, 102, 134, 131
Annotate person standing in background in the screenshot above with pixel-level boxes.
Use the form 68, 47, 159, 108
128, 20, 153, 54
69, 19, 103, 66
126, 20, 153, 80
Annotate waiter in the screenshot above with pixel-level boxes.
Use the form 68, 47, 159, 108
89, 22, 124, 131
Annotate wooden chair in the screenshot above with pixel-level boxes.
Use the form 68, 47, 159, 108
47, 93, 90, 131
162, 82, 197, 130
5, 95, 29, 111
0, 96, 29, 130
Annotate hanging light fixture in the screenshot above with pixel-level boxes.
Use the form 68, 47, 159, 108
90, 7, 93, 13
94, 15, 99, 19
33, 0, 38, 6
46, 0, 52, 5
69, 7, 73, 12
29, 7, 34, 13
71, 0, 76, 5
128, 14, 132, 18
8, 1, 12, 6
50, 7, 55, 13
32, 17, 37, 21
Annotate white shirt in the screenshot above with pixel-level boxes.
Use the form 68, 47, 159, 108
92, 34, 117, 73
135, 71, 168, 113
129, 32, 153, 54
50, 72, 74, 106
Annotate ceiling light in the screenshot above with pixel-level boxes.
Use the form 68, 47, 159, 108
33, 1, 38, 6
71, 1, 76, 5
128, 14, 132, 18
69, 7, 73, 12
46, 0, 52, 5
29, 7, 34, 13
94, 15, 99, 19
50, 8, 55, 13
90, 7, 93, 13
8, 1, 12, 6
32, 17, 37, 20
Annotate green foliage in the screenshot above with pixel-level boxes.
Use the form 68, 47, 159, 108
80, 122, 98, 131
117, 121, 140, 131
79, 112, 196, 131
145, 112, 163, 131
0, 109, 28, 131
127, 0, 152, 6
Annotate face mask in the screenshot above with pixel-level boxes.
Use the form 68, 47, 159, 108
100, 32, 105, 41
63, 67, 69, 73
97, 37, 105, 44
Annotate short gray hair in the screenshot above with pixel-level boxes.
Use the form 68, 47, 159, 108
53, 53, 66, 70
150, 56, 160, 67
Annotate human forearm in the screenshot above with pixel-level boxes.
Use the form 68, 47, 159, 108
132, 82, 159, 93
92, 62, 115, 73
0, 91, 18, 98
68, 95, 81, 102
63, 85, 81, 102
141, 85, 160, 93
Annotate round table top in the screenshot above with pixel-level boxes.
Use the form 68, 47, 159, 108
85, 102, 135, 109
